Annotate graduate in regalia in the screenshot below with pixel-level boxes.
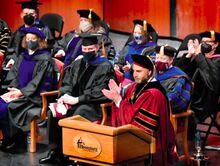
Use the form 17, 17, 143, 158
0, 27, 58, 150
39, 33, 116, 164
102, 54, 179, 166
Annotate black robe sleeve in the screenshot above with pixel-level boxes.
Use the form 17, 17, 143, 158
194, 53, 220, 92
53, 32, 75, 54
5, 54, 22, 87
6, 54, 57, 104
59, 59, 116, 103
78, 61, 116, 103
58, 60, 80, 96
174, 53, 197, 79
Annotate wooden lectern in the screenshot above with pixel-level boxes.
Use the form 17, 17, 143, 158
59, 115, 156, 166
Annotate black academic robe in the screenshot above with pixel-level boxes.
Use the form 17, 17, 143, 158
187, 53, 220, 121
53, 31, 77, 53
174, 53, 198, 79
53, 31, 82, 66
6, 51, 58, 132
59, 56, 116, 121
47, 56, 116, 148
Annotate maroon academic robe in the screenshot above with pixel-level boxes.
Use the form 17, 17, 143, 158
112, 81, 178, 166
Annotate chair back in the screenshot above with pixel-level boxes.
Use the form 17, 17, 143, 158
53, 58, 64, 88
169, 82, 194, 164
40, 13, 64, 40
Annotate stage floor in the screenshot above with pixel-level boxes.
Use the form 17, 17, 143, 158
0, 126, 219, 166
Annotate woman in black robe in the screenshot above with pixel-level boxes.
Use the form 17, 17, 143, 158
0, 27, 58, 150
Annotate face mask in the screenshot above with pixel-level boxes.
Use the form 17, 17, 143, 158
26, 40, 39, 50
201, 43, 212, 54
79, 21, 93, 32
82, 51, 96, 63
133, 34, 143, 44
23, 15, 35, 26
155, 61, 169, 72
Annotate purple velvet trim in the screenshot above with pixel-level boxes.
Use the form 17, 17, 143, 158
0, 99, 9, 119
18, 50, 47, 88
64, 37, 82, 66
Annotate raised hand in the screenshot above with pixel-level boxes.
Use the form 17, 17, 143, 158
102, 79, 122, 103
123, 61, 131, 72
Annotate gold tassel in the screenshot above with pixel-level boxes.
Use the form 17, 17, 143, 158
210, 30, 215, 41
146, 55, 152, 61
160, 45, 165, 55
88, 9, 92, 23
143, 20, 147, 32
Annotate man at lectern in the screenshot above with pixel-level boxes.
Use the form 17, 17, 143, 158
102, 54, 179, 166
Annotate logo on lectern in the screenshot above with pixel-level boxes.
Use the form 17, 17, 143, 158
73, 133, 102, 158
77, 137, 98, 152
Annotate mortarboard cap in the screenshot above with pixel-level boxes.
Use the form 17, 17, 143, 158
156, 45, 177, 57
131, 54, 154, 71
77, 9, 100, 22
133, 19, 156, 33
199, 30, 220, 42
16, 0, 42, 10
80, 33, 101, 46
23, 27, 46, 39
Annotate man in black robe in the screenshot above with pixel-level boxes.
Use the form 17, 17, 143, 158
39, 33, 116, 164
175, 30, 220, 139
4, 0, 53, 68
176, 31, 220, 120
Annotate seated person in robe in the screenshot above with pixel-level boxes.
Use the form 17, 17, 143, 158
102, 54, 178, 166
155, 45, 192, 114
39, 33, 116, 164
0, 27, 58, 151
114, 19, 157, 83
4, 0, 53, 69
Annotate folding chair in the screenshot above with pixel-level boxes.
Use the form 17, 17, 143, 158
170, 109, 193, 165
169, 82, 194, 165
197, 106, 220, 147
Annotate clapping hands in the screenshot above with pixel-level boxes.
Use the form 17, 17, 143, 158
102, 79, 122, 103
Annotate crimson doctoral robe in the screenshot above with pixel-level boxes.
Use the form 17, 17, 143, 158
112, 81, 178, 166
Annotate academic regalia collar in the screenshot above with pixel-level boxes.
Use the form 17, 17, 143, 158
85, 54, 108, 65
129, 40, 155, 48
129, 40, 143, 47
156, 66, 187, 81
19, 20, 45, 31
22, 49, 49, 60
131, 78, 166, 104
